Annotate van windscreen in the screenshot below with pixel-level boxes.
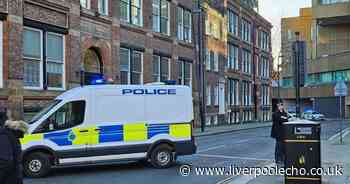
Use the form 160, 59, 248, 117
29, 100, 61, 124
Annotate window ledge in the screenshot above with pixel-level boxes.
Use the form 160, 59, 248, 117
120, 22, 146, 34
177, 40, 194, 48
153, 32, 173, 43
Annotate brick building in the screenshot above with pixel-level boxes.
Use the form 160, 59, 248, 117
277, 0, 350, 118
0, 0, 199, 123
203, 0, 273, 126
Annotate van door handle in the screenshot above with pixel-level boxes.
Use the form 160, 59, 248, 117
95, 128, 101, 131
79, 130, 89, 133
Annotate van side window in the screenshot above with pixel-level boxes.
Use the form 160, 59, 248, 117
35, 101, 86, 133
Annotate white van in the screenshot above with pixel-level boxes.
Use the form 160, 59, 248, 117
21, 84, 196, 177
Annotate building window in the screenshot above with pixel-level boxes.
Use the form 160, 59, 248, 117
23, 28, 43, 88
120, 48, 143, 85
241, 81, 252, 106
177, 60, 192, 86
214, 52, 219, 72
227, 44, 238, 70
0, 21, 3, 88
242, 49, 252, 74
214, 85, 219, 106
98, 0, 108, 15
228, 10, 238, 36
153, 0, 170, 35
46, 33, 64, 89
120, 0, 142, 26
260, 56, 269, 78
261, 85, 270, 106
23, 27, 65, 90
206, 85, 211, 106
228, 79, 239, 106
152, 55, 170, 82
80, 0, 90, 9
241, 19, 251, 43
206, 116, 211, 126
213, 115, 218, 125
177, 7, 192, 43
260, 31, 269, 51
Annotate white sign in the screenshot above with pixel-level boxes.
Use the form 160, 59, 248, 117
335, 81, 348, 97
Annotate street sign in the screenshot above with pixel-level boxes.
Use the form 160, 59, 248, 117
334, 81, 348, 97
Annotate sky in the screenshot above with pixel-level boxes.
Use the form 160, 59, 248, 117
259, 0, 311, 65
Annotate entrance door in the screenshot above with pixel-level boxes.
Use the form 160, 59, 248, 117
219, 82, 225, 114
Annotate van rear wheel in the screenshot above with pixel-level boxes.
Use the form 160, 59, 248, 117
150, 144, 174, 169
23, 152, 51, 178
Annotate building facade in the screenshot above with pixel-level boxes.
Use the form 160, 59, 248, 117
0, 0, 272, 127
0, 0, 199, 123
203, 0, 273, 126
277, 0, 350, 118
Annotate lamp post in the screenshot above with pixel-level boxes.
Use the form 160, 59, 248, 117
194, 0, 206, 132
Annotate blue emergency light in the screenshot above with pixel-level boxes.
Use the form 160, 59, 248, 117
90, 78, 106, 85
164, 80, 177, 85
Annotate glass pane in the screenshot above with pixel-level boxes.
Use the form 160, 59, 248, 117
24, 59, 41, 87
161, 58, 169, 81
120, 71, 129, 84
131, 0, 140, 6
120, 48, 129, 71
153, 15, 160, 32
132, 52, 142, 72
153, 55, 160, 78
160, 18, 168, 34
120, 1, 129, 21
47, 62, 63, 88
131, 73, 141, 84
131, 4, 141, 25
160, 0, 168, 17
47, 33, 63, 62
23, 29, 41, 59
153, 0, 160, 15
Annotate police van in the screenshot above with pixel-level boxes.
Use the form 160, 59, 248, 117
21, 84, 196, 177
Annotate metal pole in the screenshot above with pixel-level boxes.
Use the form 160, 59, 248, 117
340, 96, 343, 144
195, 0, 206, 132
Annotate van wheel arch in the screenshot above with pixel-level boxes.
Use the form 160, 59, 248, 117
147, 140, 175, 159
23, 147, 57, 165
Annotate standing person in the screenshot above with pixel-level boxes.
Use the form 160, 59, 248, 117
0, 109, 28, 184
271, 102, 289, 167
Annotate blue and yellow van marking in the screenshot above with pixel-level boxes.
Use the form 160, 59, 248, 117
21, 123, 192, 146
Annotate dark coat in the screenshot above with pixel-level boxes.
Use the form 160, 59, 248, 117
0, 123, 26, 184
271, 110, 289, 140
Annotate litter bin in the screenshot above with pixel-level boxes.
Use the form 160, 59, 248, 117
284, 120, 321, 184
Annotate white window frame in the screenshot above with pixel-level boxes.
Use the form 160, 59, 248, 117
120, 0, 143, 26
153, 0, 170, 35
23, 27, 44, 90
80, 0, 91, 9
120, 48, 131, 84
98, 0, 109, 16
153, 55, 171, 82
214, 52, 219, 72
206, 49, 211, 71
131, 50, 144, 85
177, 7, 192, 43
228, 10, 238, 36
46, 32, 65, 91
214, 85, 219, 105
0, 21, 3, 88
206, 85, 211, 106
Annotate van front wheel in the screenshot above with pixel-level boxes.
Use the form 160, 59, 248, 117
149, 144, 174, 169
23, 152, 51, 178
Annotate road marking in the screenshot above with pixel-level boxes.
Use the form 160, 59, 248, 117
216, 163, 276, 184
328, 127, 350, 141
196, 154, 273, 162
197, 145, 226, 153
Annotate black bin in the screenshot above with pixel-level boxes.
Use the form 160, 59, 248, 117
284, 120, 321, 184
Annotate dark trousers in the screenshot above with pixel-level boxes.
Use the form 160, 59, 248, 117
275, 140, 285, 166
0, 160, 20, 184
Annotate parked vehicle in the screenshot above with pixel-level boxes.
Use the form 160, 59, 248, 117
20, 84, 196, 177
302, 111, 325, 121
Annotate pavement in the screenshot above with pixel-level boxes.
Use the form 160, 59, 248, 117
228, 122, 350, 184
194, 121, 272, 137
24, 120, 350, 184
